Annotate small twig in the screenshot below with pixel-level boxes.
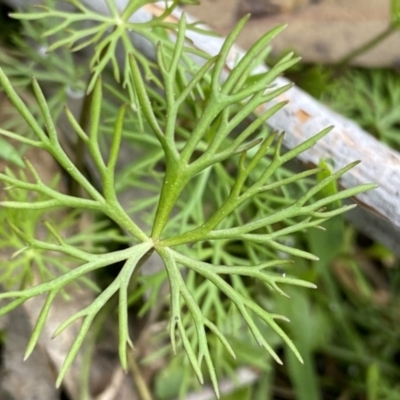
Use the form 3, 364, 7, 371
127, 350, 153, 400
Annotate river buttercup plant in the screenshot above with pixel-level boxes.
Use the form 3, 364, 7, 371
0, 0, 376, 397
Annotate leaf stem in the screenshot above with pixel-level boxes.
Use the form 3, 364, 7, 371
127, 351, 153, 400
337, 25, 396, 67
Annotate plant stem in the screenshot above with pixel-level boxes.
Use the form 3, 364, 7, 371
128, 350, 153, 400
104, 201, 149, 242
70, 78, 94, 197
151, 163, 188, 239
337, 25, 395, 67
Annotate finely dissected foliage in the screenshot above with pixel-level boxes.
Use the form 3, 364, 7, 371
0, 0, 376, 397
323, 69, 400, 150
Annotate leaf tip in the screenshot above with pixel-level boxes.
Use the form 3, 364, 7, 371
52, 327, 61, 339
351, 159, 362, 167
23, 350, 31, 361
55, 375, 63, 389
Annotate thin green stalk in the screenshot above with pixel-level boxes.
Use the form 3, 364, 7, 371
79, 302, 111, 400
337, 25, 395, 67
104, 200, 149, 241
86, 79, 105, 170
103, 104, 126, 202
0, 68, 48, 143
128, 350, 153, 400
151, 162, 189, 239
